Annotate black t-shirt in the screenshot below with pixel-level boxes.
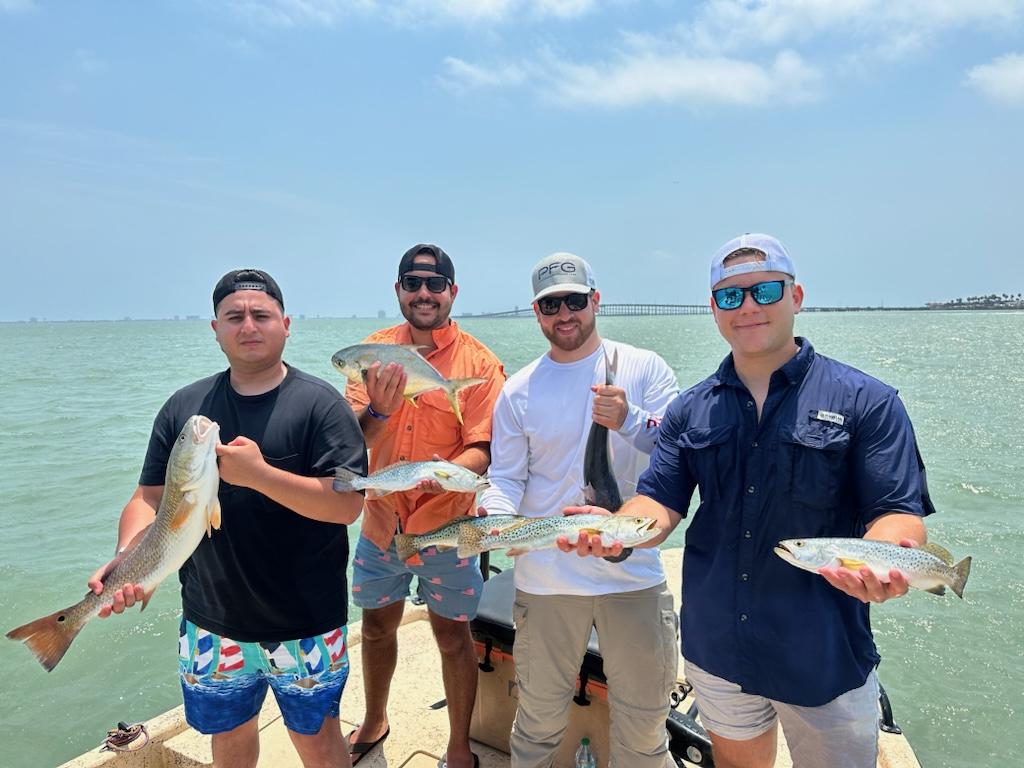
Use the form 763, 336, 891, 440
139, 365, 367, 642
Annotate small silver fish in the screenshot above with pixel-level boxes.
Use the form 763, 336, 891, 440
393, 514, 527, 563
457, 513, 661, 558
331, 343, 485, 425
333, 460, 489, 497
7, 415, 222, 671
774, 537, 972, 598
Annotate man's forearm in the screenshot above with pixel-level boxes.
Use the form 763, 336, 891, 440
619, 494, 681, 547
250, 469, 364, 524
357, 406, 390, 447
864, 511, 927, 545
447, 442, 490, 476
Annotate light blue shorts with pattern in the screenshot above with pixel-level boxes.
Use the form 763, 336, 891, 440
351, 534, 484, 621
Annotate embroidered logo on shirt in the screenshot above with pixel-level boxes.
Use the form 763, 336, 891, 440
813, 410, 845, 426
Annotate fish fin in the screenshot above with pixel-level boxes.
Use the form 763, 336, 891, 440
372, 488, 395, 497
394, 533, 420, 563
5, 602, 87, 672
578, 527, 602, 536
404, 395, 420, 409
401, 344, 431, 356
925, 585, 947, 596
838, 557, 866, 570
950, 556, 972, 599
457, 523, 486, 558
333, 467, 362, 493
506, 548, 529, 556
433, 470, 453, 480
170, 493, 200, 531
139, 587, 157, 612
920, 542, 954, 565
446, 378, 487, 426
208, 496, 222, 535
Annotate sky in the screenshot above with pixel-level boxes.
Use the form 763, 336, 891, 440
1, 0, 1022, 321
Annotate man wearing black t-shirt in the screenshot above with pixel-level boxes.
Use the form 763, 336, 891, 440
88, 269, 367, 768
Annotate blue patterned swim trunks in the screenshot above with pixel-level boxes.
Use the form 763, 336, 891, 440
178, 618, 350, 735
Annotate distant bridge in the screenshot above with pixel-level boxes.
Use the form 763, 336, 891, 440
470, 303, 711, 318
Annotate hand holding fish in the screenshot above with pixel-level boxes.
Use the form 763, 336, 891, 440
414, 453, 449, 494
364, 360, 408, 418
590, 384, 628, 431
556, 505, 625, 559
88, 530, 148, 619
216, 436, 268, 488
818, 538, 917, 604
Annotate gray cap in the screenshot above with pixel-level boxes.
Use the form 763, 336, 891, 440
531, 252, 597, 302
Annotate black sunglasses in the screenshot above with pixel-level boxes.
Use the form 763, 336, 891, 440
400, 274, 451, 293
537, 292, 591, 316
712, 280, 792, 310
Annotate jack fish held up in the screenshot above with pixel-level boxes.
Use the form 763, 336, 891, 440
6, 415, 222, 671
457, 514, 661, 559
334, 460, 489, 497
393, 514, 527, 563
331, 343, 485, 425
774, 537, 972, 598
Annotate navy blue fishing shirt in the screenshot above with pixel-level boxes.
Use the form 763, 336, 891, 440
636, 338, 930, 706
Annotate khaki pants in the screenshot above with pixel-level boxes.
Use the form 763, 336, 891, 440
509, 583, 679, 768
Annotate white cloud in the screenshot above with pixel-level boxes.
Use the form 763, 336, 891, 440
966, 53, 1024, 105
544, 48, 821, 107
229, 0, 596, 26
441, 57, 528, 92
227, 0, 373, 28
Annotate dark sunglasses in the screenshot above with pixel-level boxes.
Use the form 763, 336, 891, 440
712, 280, 792, 310
400, 274, 450, 293
537, 292, 591, 316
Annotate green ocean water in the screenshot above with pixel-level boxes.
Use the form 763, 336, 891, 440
1, 312, 1022, 767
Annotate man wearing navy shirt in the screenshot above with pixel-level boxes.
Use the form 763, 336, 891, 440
562, 234, 932, 768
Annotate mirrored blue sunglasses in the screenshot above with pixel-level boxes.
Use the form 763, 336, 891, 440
712, 280, 793, 311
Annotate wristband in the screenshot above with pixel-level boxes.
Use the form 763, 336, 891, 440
367, 403, 390, 421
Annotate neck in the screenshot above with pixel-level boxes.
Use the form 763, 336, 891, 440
407, 320, 449, 350
229, 361, 288, 396
549, 330, 603, 364
732, 339, 799, 393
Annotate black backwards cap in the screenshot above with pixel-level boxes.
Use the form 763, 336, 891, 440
212, 268, 285, 312
398, 244, 455, 284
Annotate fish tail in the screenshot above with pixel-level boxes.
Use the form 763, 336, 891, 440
333, 467, 362, 493
457, 522, 486, 559
394, 534, 420, 563
951, 556, 972, 599
6, 604, 87, 672
446, 378, 487, 426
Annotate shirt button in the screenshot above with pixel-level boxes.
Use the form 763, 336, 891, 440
741, 573, 749, 581
407, 425, 413, 431
740, 614, 748, 622
744, 530, 752, 538
751, 441, 758, 448
399, 455, 406, 460
746, 400, 754, 408
746, 485, 755, 494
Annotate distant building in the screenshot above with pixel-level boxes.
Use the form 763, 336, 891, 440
377, 309, 386, 319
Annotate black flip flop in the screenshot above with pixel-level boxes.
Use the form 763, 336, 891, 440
347, 725, 390, 765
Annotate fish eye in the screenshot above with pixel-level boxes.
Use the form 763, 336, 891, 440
795, 541, 804, 547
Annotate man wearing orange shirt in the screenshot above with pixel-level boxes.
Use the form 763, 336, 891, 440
344, 244, 505, 768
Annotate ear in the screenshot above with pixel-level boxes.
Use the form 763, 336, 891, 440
450, 284, 458, 301
210, 319, 218, 333
283, 314, 291, 336
394, 281, 401, 299
791, 283, 804, 314
592, 290, 601, 314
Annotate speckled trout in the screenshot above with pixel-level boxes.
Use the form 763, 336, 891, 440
774, 537, 972, 598
331, 343, 485, 425
457, 513, 661, 558
334, 460, 489, 497
6, 415, 222, 671
394, 514, 527, 563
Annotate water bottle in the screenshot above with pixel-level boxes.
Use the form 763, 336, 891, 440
575, 737, 597, 768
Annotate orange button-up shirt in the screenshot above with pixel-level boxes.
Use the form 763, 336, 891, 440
345, 321, 506, 549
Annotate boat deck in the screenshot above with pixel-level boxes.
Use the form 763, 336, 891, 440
59, 550, 920, 768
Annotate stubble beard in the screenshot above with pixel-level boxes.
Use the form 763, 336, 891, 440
541, 314, 596, 352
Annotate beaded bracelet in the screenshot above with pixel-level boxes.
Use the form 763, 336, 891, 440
367, 403, 390, 421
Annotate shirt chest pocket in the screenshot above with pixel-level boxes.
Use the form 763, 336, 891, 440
677, 425, 734, 503
778, 421, 850, 510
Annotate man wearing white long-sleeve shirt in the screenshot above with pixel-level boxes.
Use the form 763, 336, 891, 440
478, 252, 680, 768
